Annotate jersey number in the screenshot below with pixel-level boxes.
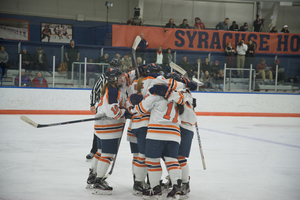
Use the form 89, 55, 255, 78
111, 105, 119, 115
163, 102, 178, 123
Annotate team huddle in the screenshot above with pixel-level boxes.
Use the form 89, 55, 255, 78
86, 63, 198, 200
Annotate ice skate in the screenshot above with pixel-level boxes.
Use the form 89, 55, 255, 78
133, 181, 145, 195
164, 175, 172, 191
179, 182, 190, 199
142, 185, 162, 200
86, 168, 96, 189
167, 180, 182, 199
92, 177, 113, 195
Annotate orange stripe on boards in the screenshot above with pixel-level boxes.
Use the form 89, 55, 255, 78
1, 110, 300, 117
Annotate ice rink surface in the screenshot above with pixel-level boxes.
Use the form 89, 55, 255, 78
0, 115, 300, 200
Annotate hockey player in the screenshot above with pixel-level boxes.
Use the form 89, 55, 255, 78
128, 65, 186, 199
41, 24, 51, 42
88, 68, 126, 195
150, 72, 198, 199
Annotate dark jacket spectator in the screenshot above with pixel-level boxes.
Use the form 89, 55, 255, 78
270, 26, 278, 33
33, 47, 48, 71
0, 45, 9, 77
95, 53, 109, 63
201, 58, 212, 73
20, 46, 33, 70
179, 56, 193, 78
229, 21, 239, 31
15, 69, 31, 87
31, 71, 48, 88
253, 15, 262, 32
211, 61, 220, 77
179, 19, 190, 29
165, 18, 176, 28
239, 23, 248, 31
163, 48, 173, 74
225, 42, 236, 70
216, 18, 229, 30
194, 17, 205, 29
281, 25, 289, 33
246, 40, 256, 57
271, 59, 285, 82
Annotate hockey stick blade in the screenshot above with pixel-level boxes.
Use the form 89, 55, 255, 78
169, 63, 187, 75
20, 116, 38, 128
20, 115, 105, 128
192, 78, 204, 86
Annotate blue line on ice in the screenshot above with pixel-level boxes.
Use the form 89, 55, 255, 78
199, 127, 300, 149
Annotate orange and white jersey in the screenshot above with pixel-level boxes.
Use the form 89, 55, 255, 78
180, 90, 197, 131
95, 86, 125, 140
126, 120, 137, 143
130, 93, 182, 144
124, 70, 136, 88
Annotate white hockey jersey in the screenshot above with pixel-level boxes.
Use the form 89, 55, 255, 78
130, 93, 182, 144
180, 90, 197, 131
94, 86, 125, 140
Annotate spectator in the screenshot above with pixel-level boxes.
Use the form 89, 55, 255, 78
281, 25, 289, 33
270, 26, 278, 33
253, 15, 262, 32
165, 18, 176, 28
216, 18, 229, 30
245, 40, 256, 69
163, 48, 173, 74
225, 42, 236, 72
194, 17, 205, 30
31, 71, 48, 88
0, 45, 9, 78
211, 60, 220, 78
20, 46, 33, 71
121, 53, 133, 73
179, 19, 190, 29
214, 69, 224, 92
256, 58, 273, 82
65, 40, 80, 79
236, 40, 248, 77
95, 53, 109, 63
152, 46, 164, 66
201, 58, 212, 74
193, 58, 201, 79
229, 21, 239, 31
86, 58, 99, 85
178, 56, 193, 79
14, 69, 31, 87
33, 47, 48, 71
132, 33, 148, 65
271, 59, 285, 82
136, 57, 142, 66
203, 70, 211, 89
110, 53, 122, 68
239, 22, 248, 32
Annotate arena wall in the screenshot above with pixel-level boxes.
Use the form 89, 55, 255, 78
0, 87, 299, 117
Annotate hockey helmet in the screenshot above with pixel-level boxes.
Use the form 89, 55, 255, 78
164, 72, 183, 82
136, 64, 147, 76
145, 63, 162, 74
105, 68, 123, 83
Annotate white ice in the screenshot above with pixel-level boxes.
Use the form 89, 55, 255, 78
0, 115, 300, 200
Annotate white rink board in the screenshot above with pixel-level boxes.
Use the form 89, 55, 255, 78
0, 87, 300, 113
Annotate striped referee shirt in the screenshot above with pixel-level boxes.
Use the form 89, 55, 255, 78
90, 74, 107, 106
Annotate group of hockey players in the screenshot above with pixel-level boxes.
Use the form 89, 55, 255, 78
86, 61, 198, 200
41, 24, 69, 42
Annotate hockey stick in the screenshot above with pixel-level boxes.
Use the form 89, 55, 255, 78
195, 122, 206, 170
102, 119, 128, 180
20, 115, 105, 128
192, 77, 204, 86
170, 62, 187, 75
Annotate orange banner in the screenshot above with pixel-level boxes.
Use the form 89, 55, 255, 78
112, 24, 300, 55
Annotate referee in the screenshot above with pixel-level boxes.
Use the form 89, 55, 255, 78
86, 74, 107, 160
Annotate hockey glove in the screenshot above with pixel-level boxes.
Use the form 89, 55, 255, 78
124, 110, 133, 119
149, 84, 172, 99
181, 77, 198, 91
129, 93, 143, 105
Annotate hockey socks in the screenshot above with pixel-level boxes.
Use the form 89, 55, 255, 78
145, 157, 162, 188
134, 153, 148, 182
96, 153, 114, 178
178, 156, 189, 183
165, 156, 182, 186
91, 150, 102, 172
